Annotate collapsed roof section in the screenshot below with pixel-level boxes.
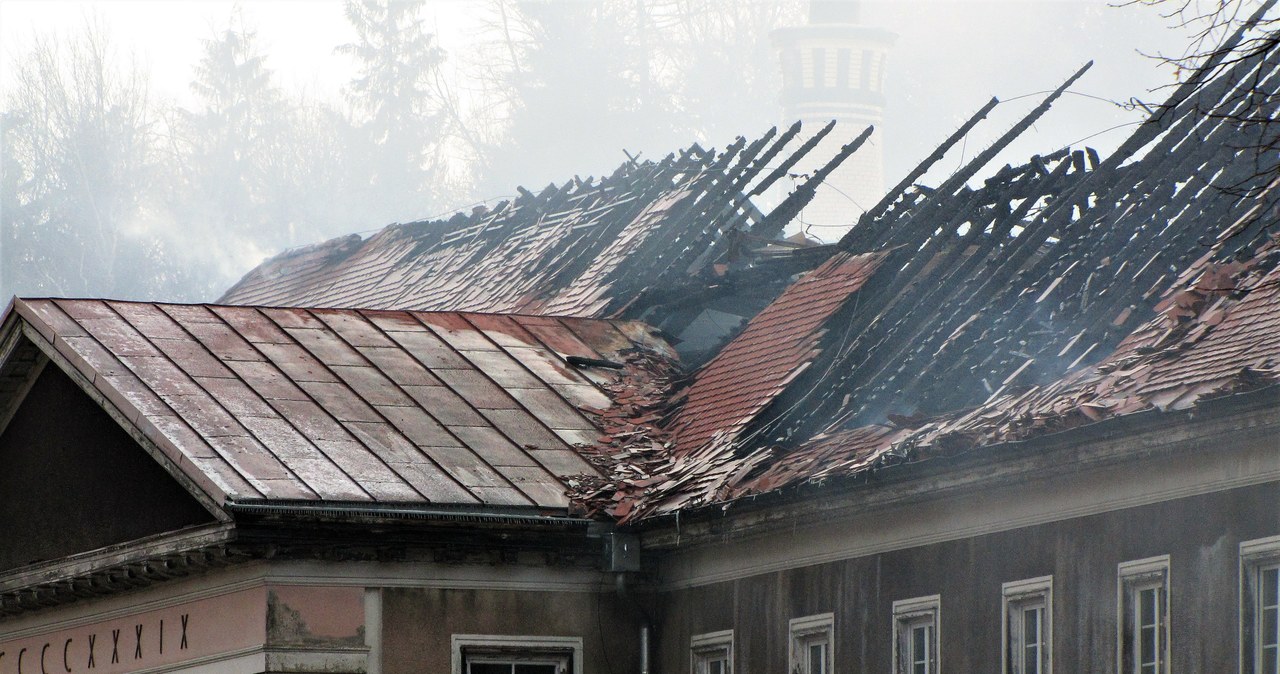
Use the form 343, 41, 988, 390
664, 250, 887, 455
672, 232, 1280, 512
219, 123, 869, 346
3, 299, 679, 512
576, 12, 1280, 521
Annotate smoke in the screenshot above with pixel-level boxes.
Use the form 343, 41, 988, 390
0, 0, 1199, 303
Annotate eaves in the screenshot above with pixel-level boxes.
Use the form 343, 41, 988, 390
0, 522, 239, 617
633, 384, 1280, 551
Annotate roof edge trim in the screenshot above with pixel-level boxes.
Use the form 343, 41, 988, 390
0, 522, 238, 615
224, 500, 593, 527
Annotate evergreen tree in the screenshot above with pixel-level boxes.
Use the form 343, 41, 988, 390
181, 12, 295, 259
338, 0, 452, 221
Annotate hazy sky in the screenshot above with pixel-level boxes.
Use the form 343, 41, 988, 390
0, 0, 1202, 212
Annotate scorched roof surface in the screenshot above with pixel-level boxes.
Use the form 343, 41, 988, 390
218, 123, 867, 321
666, 250, 886, 455
605, 233, 1280, 521
572, 14, 1280, 521
5, 299, 678, 511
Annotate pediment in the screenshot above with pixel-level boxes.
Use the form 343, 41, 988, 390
0, 354, 217, 574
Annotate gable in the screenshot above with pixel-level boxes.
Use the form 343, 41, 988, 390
0, 364, 215, 573
9, 299, 682, 514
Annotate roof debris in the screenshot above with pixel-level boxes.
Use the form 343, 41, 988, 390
574, 21, 1280, 522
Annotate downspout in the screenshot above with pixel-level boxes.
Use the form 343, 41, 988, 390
639, 622, 651, 674
617, 572, 653, 674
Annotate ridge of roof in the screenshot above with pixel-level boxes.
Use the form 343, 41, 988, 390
216, 123, 862, 324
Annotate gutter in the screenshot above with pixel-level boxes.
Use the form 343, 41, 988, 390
224, 500, 595, 528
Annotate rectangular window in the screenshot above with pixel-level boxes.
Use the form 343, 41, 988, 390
1242, 535, 1280, 674
451, 635, 581, 674
894, 596, 940, 674
789, 613, 834, 674
1118, 556, 1169, 674
1003, 576, 1052, 674
466, 656, 566, 674
692, 630, 733, 674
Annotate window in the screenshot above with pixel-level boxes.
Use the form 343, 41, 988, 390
465, 655, 567, 674
1003, 576, 1052, 674
789, 613, 834, 674
1242, 535, 1280, 674
451, 635, 582, 674
1117, 556, 1169, 674
894, 596, 940, 674
692, 630, 733, 674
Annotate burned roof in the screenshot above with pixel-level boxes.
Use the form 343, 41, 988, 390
218, 123, 868, 326
665, 250, 886, 455
3, 299, 679, 512
602, 228, 1280, 521
574, 14, 1280, 521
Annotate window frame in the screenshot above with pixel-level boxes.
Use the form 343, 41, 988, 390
1117, 555, 1170, 674
1241, 535, 1280, 674
893, 595, 941, 674
788, 613, 834, 674
1003, 576, 1053, 674
451, 634, 583, 674
691, 629, 734, 674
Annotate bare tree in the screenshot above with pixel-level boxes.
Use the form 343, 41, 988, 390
1, 21, 168, 300
1123, 0, 1279, 190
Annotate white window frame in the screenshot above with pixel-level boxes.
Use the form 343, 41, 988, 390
1003, 576, 1052, 674
893, 595, 941, 674
691, 629, 734, 674
1117, 555, 1170, 674
1241, 535, 1280, 674
451, 634, 582, 674
788, 613, 834, 674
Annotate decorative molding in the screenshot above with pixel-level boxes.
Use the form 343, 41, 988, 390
1, 559, 612, 640
789, 613, 834, 635
788, 613, 834, 674
136, 646, 264, 674
656, 433, 1280, 589
0, 569, 269, 640
691, 629, 734, 674
450, 634, 583, 674
892, 595, 940, 618
892, 595, 941, 674
1001, 576, 1053, 674
690, 629, 734, 649
260, 560, 611, 592
1240, 535, 1280, 560
1002, 575, 1053, 599
1118, 555, 1171, 578
0, 523, 236, 593
1238, 535, 1280, 674
1116, 555, 1170, 674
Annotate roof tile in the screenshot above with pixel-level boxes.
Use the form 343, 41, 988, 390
11, 299, 677, 512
